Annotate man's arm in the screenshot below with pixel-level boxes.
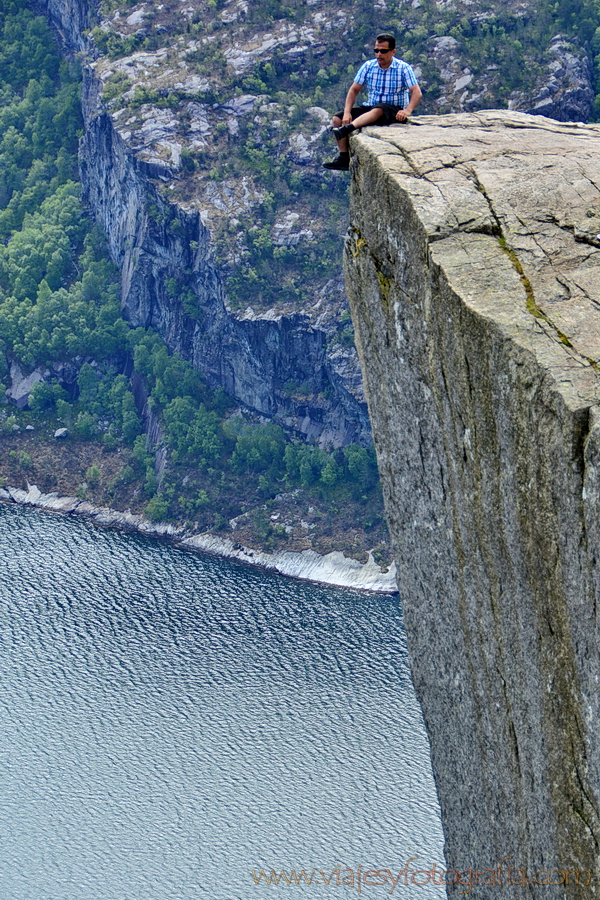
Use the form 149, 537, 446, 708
395, 83, 422, 121
342, 82, 363, 123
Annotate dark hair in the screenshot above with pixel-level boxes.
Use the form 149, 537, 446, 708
376, 33, 396, 49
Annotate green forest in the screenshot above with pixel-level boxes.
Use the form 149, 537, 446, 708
0, 2, 387, 561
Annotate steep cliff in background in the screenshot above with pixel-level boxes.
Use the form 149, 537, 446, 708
38, 0, 372, 448
40, 0, 89, 52
345, 110, 600, 896
79, 73, 371, 446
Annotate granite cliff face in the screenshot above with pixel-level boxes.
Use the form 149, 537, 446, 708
79, 71, 371, 446
39, 0, 371, 448
40, 0, 89, 52
345, 110, 600, 895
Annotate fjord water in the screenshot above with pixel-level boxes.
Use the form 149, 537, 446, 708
0, 503, 444, 900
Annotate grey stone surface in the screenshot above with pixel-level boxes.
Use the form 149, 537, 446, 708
6, 362, 46, 408
77, 86, 371, 446
344, 110, 600, 897
37, 0, 372, 449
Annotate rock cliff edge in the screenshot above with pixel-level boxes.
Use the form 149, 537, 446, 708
345, 110, 600, 897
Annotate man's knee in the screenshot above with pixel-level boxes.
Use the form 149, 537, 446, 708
332, 115, 343, 126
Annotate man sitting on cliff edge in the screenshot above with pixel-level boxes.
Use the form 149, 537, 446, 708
323, 34, 422, 171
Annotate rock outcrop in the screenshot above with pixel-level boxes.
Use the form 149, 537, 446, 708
344, 110, 600, 896
38, 0, 89, 52
6, 362, 46, 408
39, 0, 372, 449
430, 32, 593, 123
523, 35, 594, 123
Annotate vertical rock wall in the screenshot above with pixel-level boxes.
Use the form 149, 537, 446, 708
38, 0, 90, 52
345, 111, 600, 897
36, 0, 372, 447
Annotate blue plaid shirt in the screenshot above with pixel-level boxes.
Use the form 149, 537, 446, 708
354, 57, 418, 108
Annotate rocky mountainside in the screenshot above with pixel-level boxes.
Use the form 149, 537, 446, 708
27, 0, 600, 879
345, 110, 600, 895
36, 0, 596, 452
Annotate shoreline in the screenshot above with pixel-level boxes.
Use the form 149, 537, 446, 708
1, 483, 398, 593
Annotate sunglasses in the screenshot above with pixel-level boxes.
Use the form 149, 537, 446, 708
374, 48, 392, 53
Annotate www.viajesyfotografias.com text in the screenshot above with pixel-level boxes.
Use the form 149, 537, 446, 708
250, 858, 593, 892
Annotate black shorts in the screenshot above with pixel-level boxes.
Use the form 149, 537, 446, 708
334, 104, 404, 125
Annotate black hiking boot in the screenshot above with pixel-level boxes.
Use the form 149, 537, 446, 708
323, 155, 350, 170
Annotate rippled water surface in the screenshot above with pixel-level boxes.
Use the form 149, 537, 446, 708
0, 503, 444, 900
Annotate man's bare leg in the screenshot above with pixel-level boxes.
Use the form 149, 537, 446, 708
331, 114, 347, 152
332, 107, 384, 146
324, 108, 383, 169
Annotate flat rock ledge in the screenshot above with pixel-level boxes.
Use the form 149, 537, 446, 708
0, 484, 396, 593
345, 110, 600, 897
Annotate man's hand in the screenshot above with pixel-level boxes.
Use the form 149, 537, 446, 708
396, 84, 422, 122
341, 82, 362, 126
